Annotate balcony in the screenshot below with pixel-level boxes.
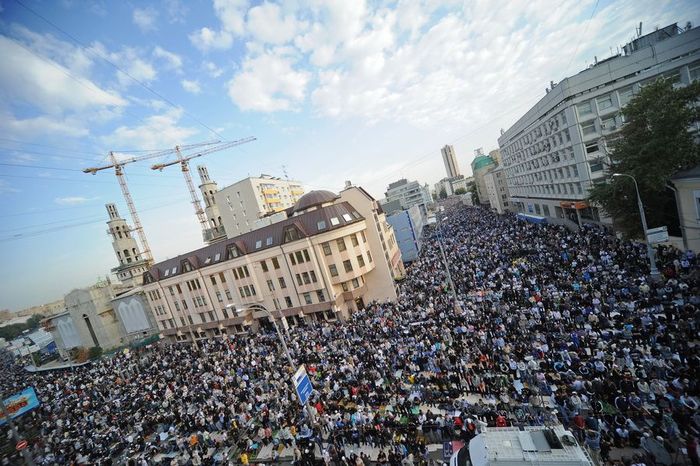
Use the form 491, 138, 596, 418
203, 225, 227, 243
262, 188, 279, 195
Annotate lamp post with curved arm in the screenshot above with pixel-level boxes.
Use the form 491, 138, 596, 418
612, 173, 660, 278
235, 304, 320, 439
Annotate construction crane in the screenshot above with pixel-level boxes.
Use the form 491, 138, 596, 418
83, 141, 225, 262
151, 136, 257, 241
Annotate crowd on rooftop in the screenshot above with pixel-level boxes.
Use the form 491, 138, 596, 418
1, 206, 699, 466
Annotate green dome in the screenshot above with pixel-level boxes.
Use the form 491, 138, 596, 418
471, 155, 496, 171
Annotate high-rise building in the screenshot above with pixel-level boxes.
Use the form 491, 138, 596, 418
197, 165, 227, 244
441, 145, 461, 179
382, 179, 432, 218
214, 175, 305, 238
139, 187, 404, 342
105, 203, 152, 287
498, 23, 700, 225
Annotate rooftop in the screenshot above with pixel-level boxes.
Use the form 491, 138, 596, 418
293, 190, 339, 213
472, 155, 496, 171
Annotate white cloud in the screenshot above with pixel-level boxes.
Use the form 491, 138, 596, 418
203, 61, 223, 78
54, 196, 98, 205
0, 34, 125, 115
165, 0, 188, 23
228, 51, 310, 111
153, 46, 183, 71
246, 2, 305, 45
133, 7, 158, 32
0, 112, 89, 138
0, 180, 20, 194
181, 79, 202, 94
190, 0, 248, 51
102, 107, 199, 150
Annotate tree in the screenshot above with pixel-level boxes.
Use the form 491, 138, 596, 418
454, 187, 467, 195
588, 78, 700, 238
468, 181, 480, 204
439, 188, 447, 199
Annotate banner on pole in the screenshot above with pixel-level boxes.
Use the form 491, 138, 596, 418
1, 387, 40, 425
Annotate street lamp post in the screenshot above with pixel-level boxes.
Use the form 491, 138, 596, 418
612, 173, 660, 278
436, 214, 461, 312
236, 305, 320, 437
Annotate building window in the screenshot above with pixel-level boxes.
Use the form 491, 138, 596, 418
601, 117, 617, 132
255, 240, 262, 249
596, 94, 613, 110
266, 236, 273, 246
585, 142, 598, 154
295, 251, 304, 264
278, 277, 287, 289
618, 85, 635, 106
267, 279, 275, 291
222, 308, 229, 319
330, 217, 340, 226
589, 161, 604, 172
577, 100, 592, 116
303, 292, 312, 305
322, 242, 332, 256
310, 270, 317, 282
283, 226, 302, 243
303, 249, 310, 262
337, 238, 347, 252
342, 213, 352, 222
289, 253, 296, 265
343, 260, 353, 273
351, 278, 360, 288
208, 311, 215, 321
342, 282, 349, 292
581, 121, 596, 136
357, 255, 365, 267
296, 274, 303, 286
316, 290, 325, 302
317, 220, 327, 230
216, 291, 223, 303
329, 264, 339, 277
367, 251, 373, 263
361, 231, 367, 243
210, 275, 217, 286
219, 272, 226, 283
350, 234, 359, 247
285, 296, 293, 308
271, 257, 280, 269
225, 290, 232, 300
261, 260, 268, 272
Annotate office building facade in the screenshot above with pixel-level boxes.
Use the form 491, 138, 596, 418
441, 145, 461, 179
484, 167, 511, 214
386, 205, 425, 262
382, 179, 432, 218
498, 23, 700, 225
140, 188, 404, 343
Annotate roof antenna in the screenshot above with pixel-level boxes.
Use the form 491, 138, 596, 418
282, 164, 289, 181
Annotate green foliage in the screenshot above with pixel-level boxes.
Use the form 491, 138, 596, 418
588, 78, 700, 238
0, 314, 45, 340
439, 189, 447, 199
454, 187, 467, 195
468, 181, 480, 204
88, 346, 103, 359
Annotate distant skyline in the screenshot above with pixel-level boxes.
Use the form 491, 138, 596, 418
1, 0, 698, 311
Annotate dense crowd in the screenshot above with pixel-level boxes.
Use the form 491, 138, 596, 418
1, 206, 699, 466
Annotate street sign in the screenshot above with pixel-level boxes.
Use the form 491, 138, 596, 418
647, 226, 669, 244
16, 440, 28, 451
293, 365, 313, 405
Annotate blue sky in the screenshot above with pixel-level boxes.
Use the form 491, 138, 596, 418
1, 0, 698, 311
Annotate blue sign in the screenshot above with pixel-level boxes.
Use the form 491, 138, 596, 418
443, 442, 453, 461
293, 366, 313, 405
1, 387, 40, 425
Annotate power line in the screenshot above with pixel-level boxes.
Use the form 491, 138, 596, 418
0, 196, 191, 241
14, 0, 224, 140
563, 0, 601, 76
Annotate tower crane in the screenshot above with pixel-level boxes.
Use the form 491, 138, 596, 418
151, 136, 256, 242
83, 141, 227, 262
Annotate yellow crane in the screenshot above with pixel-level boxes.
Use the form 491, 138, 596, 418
151, 137, 256, 242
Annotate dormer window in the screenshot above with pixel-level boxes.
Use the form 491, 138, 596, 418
181, 260, 193, 273
283, 225, 302, 243
143, 272, 155, 284
227, 244, 241, 259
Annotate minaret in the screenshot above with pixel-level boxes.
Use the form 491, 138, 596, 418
106, 203, 151, 287
198, 165, 226, 243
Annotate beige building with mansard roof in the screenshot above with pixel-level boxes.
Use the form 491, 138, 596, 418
140, 186, 404, 343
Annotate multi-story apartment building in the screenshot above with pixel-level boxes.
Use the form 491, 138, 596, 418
498, 23, 700, 225
386, 204, 425, 262
484, 167, 511, 214
214, 174, 305, 238
382, 179, 432, 218
441, 145, 461, 179
140, 188, 404, 343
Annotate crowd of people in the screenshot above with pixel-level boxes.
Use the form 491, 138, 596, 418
1, 206, 699, 466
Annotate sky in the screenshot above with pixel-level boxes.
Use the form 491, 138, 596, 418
1, 0, 698, 311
